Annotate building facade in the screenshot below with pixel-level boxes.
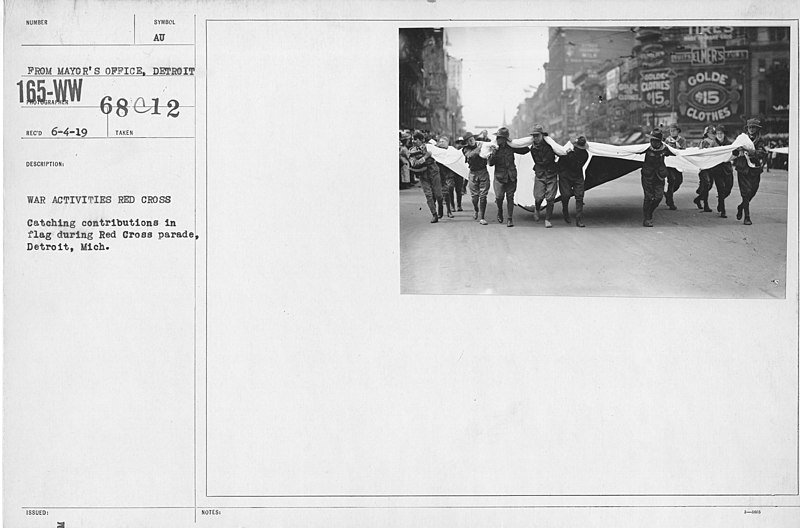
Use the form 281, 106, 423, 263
513, 25, 790, 143
399, 28, 464, 137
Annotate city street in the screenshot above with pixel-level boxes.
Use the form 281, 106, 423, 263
400, 168, 789, 298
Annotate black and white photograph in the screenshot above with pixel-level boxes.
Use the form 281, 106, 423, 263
4, 2, 799, 527
400, 26, 790, 297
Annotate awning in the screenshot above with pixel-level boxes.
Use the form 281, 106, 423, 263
623, 131, 643, 145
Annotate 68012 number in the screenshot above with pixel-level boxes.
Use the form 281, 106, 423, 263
99, 96, 180, 118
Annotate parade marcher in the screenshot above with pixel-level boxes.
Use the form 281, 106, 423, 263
409, 131, 443, 223
528, 124, 559, 228
487, 127, 529, 227
733, 118, 769, 225
640, 128, 674, 227
453, 136, 466, 210
557, 135, 589, 228
693, 125, 718, 212
461, 132, 491, 225
663, 123, 686, 209
435, 136, 456, 218
711, 124, 734, 218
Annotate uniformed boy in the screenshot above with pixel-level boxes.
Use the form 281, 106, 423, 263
487, 127, 529, 227
663, 123, 686, 210
409, 131, 443, 223
461, 132, 491, 225
733, 118, 768, 225
558, 135, 589, 227
528, 124, 559, 228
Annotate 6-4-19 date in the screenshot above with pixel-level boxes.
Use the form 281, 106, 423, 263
51, 127, 88, 137
100, 96, 180, 118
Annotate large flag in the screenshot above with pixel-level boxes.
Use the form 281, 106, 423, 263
423, 134, 754, 207
426, 144, 470, 179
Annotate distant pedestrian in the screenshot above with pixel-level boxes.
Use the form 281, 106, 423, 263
733, 118, 768, 225
399, 133, 411, 188
488, 127, 529, 227
711, 124, 734, 218
663, 123, 686, 209
528, 124, 559, 228
461, 132, 491, 225
641, 128, 674, 227
558, 135, 589, 227
693, 125, 717, 212
409, 131, 443, 223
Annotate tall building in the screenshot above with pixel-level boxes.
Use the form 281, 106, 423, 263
398, 28, 464, 137
543, 27, 637, 139
446, 51, 465, 138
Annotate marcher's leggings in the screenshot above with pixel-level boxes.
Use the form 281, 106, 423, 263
420, 172, 442, 216
737, 167, 762, 219
468, 169, 491, 219
696, 170, 713, 203
641, 171, 665, 221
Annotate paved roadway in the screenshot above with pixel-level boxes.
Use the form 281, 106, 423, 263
400, 168, 789, 298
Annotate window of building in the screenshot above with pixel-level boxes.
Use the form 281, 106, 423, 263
758, 100, 766, 114
758, 80, 767, 96
769, 27, 789, 42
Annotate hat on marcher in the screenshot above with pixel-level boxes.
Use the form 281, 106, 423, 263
462, 131, 475, 141
574, 136, 588, 149
412, 131, 425, 141
703, 125, 715, 136
715, 124, 726, 133
494, 127, 510, 139
457, 136, 464, 142
648, 128, 664, 140
668, 122, 681, 133
530, 124, 545, 136
746, 118, 762, 128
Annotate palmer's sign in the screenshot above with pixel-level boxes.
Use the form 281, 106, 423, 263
676, 69, 744, 123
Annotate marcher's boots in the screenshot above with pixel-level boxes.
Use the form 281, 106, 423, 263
718, 198, 726, 218
506, 202, 514, 227
427, 198, 437, 217
736, 202, 744, 220
666, 194, 677, 210
496, 200, 504, 223
650, 199, 662, 221
533, 202, 541, 222
479, 198, 488, 225
702, 199, 712, 212
575, 200, 585, 227
544, 203, 554, 228
437, 199, 444, 219
743, 202, 752, 225
472, 197, 479, 220
693, 195, 703, 210
430, 215, 438, 223
562, 201, 571, 223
